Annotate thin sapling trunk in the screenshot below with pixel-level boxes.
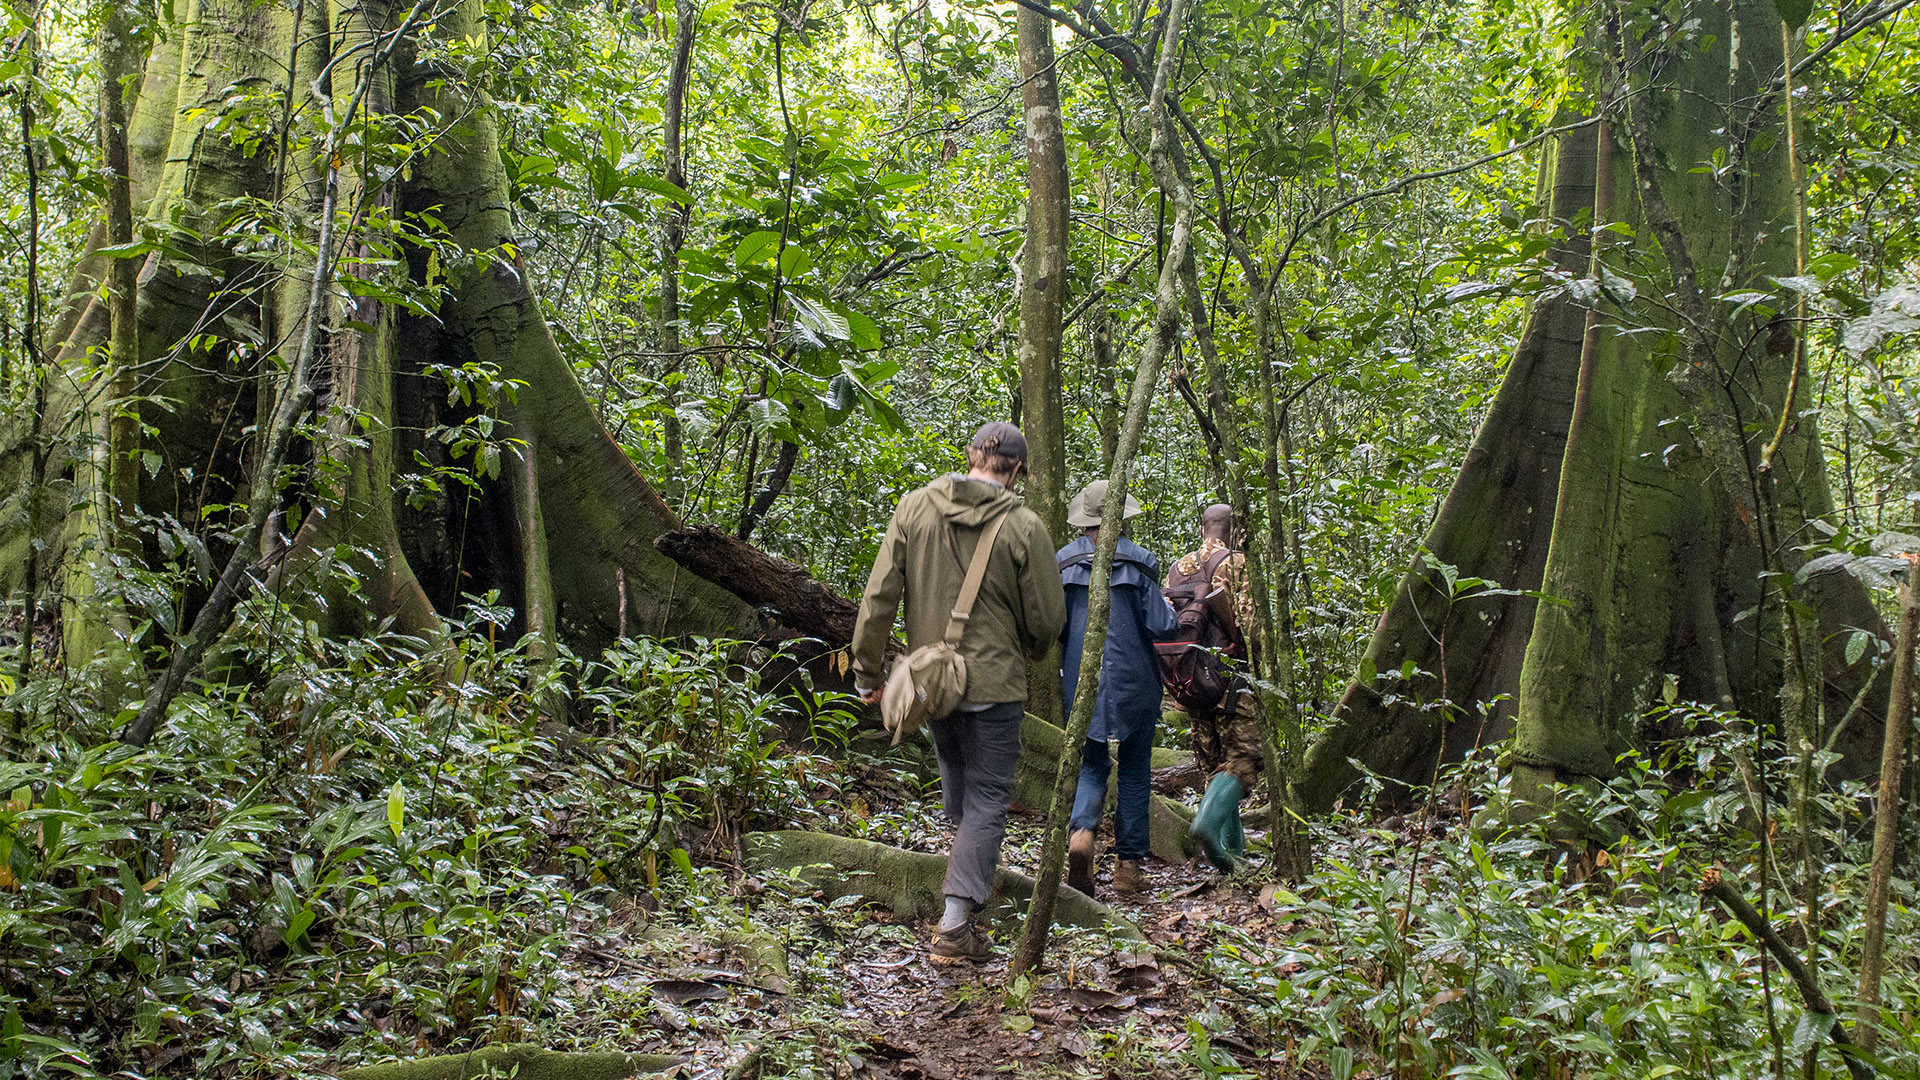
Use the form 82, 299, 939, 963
1014, 0, 1192, 974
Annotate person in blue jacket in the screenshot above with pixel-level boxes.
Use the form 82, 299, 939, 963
1057, 479, 1177, 898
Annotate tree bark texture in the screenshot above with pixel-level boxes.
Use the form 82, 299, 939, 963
1014, 3, 1070, 540
1015, 0, 1192, 973
658, 0, 697, 507
3, 0, 749, 709
99, 0, 143, 543
1513, 0, 1882, 791
1855, 554, 1917, 1047
1015, 4, 1072, 735
1302, 2, 1887, 808
1299, 113, 1593, 808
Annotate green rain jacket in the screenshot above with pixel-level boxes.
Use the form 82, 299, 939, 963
851, 474, 1066, 706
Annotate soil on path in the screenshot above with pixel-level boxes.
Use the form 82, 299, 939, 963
567, 785, 1308, 1080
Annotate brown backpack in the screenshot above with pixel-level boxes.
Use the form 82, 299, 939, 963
1154, 547, 1237, 710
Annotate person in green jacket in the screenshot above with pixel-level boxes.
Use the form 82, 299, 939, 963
852, 422, 1067, 964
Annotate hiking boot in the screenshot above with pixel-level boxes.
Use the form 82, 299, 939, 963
1113, 859, 1147, 896
930, 922, 993, 965
1067, 829, 1096, 896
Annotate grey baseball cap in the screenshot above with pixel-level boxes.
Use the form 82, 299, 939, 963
969, 421, 1028, 462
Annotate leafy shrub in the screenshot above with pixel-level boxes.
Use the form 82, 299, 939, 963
1228, 707, 1919, 1080
0, 611, 857, 1079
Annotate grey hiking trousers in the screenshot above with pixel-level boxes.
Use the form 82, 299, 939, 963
927, 700, 1025, 907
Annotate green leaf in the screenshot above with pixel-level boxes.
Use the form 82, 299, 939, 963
96, 239, 157, 259
283, 906, 316, 947
789, 294, 849, 342
1805, 251, 1857, 282
844, 310, 882, 350
732, 230, 782, 267
1844, 630, 1869, 667
632, 174, 694, 206
778, 245, 813, 278
386, 781, 405, 839
748, 397, 790, 435
1775, 0, 1813, 30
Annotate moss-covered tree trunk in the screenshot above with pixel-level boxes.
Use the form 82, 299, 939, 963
1303, 1, 1886, 809
3, 0, 747, 702
1298, 113, 1595, 808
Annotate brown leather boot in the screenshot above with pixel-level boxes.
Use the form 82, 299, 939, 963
1067, 829, 1096, 896
1113, 859, 1147, 896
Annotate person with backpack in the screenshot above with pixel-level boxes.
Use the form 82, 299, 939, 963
1162, 503, 1262, 872
851, 422, 1066, 964
1056, 480, 1178, 900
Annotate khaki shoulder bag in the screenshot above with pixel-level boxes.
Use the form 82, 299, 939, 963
880, 510, 1013, 745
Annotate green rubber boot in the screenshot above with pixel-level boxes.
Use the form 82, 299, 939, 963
1190, 772, 1247, 873
1225, 799, 1246, 859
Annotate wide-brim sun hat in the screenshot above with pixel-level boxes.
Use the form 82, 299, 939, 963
1066, 479, 1142, 528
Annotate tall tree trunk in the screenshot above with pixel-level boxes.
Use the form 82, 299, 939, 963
1015, 0, 1191, 974
1512, 0, 1881, 795
1303, 3, 1887, 809
100, 0, 143, 543
1015, 4, 1069, 538
1855, 554, 1917, 1048
1297, 113, 1594, 808
1016, 2, 1071, 729
4, 0, 748, 729
658, 0, 697, 507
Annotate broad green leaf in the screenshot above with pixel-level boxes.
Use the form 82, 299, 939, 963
778, 245, 813, 278
1776, 0, 1813, 30
748, 397, 790, 434
844, 310, 882, 350
789, 294, 849, 342
732, 230, 782, 268
1844, 630, 1869, 666
632, 174, 694, 206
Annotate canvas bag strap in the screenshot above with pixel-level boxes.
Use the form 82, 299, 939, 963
943, 510, 1013, 648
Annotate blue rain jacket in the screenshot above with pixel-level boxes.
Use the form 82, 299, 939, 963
1057, 536, 1178, 743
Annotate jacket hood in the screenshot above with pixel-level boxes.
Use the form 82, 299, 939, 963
928, 473, 1024, 525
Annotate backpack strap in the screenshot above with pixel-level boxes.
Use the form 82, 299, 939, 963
944, 510, 1013, 648
1201, 545, 1236, 585
1166, 546, 1236, 602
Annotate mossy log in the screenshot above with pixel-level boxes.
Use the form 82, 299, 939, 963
1012, 713, 1196, 863
340, 1045, 682, 1080
742, 830, 1142, 940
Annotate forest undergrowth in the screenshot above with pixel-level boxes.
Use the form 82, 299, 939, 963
3, 614, 1914, 1080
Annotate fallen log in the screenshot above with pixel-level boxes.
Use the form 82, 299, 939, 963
654, 525, 861, 646
341, 1045, 683, 1080
743, 829, 1142, 940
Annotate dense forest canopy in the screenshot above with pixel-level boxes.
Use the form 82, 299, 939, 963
0, 0, 1917, 1075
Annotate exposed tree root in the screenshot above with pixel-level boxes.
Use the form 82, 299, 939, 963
340, 1045, 684, 1080
742, 830, 1142, 940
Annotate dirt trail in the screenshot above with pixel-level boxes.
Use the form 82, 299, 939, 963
567, 795, 1305, 1079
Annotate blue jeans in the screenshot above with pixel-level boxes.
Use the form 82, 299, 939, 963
1069, 726, 1156, 860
